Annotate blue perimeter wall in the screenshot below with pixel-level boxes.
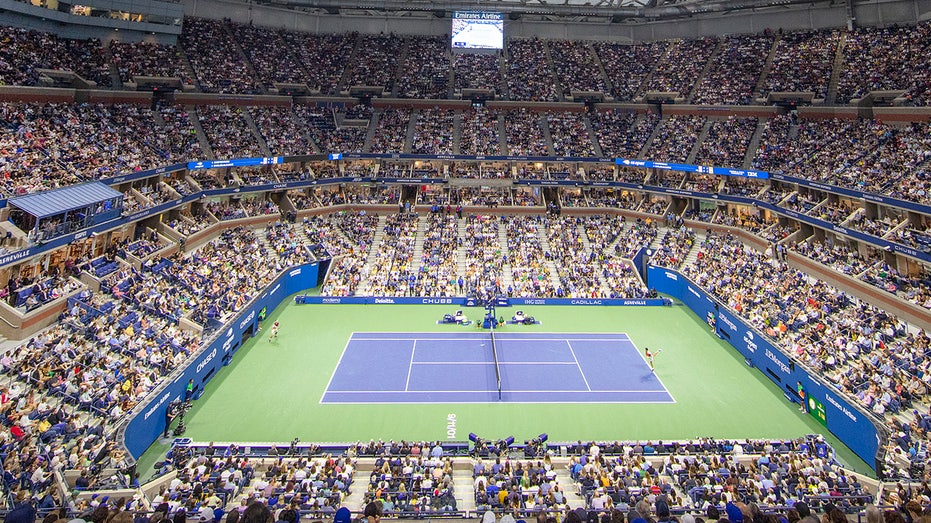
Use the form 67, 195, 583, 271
122, 263, 320, 459
123, 264, 880, 471
648, 266, 883, 472
297, 296, 667, 306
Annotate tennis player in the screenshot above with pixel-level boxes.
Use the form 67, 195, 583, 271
268, 320, 280, 342
645, 347, 662, 372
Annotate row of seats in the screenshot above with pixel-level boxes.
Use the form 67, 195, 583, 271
3, 22, 930, 105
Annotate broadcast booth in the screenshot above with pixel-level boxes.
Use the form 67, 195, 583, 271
8, 182, 124, 244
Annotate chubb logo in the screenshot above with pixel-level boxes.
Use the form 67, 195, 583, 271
238, 310, 256, 330
743, 331, 758, 353
375, 298, 396, 304
422, 298, 453, 304
196, 347, 218, 374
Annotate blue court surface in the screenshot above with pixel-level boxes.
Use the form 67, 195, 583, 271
321, 332, 674, 404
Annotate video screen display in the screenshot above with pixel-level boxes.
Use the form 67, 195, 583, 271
452, 12, 504, 50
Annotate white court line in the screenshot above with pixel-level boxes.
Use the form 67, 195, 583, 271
349, 331, 629, 340
326, 389, 669, 393
321, 400, 677, 405
565, 340, 592, 392
627, 338, 677, 404
351, 337, 633, 342
404, 340, 417, 392
318, 335, 354, 404
411, 361, 577, 365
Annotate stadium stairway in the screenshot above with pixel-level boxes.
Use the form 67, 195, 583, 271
409, 216, 429, 274
606, 222, 631, 253
340, 459, 374, 512
686, 119, 713, 164
540, 114, 557, 156
177, 49, 201, 92
404, 110, 418, 154
637, 115, 665, 159
189, 106, 217, 159
152, 108, 167, 129
452, 460, 477, 513
497, 224, 516, 292
550, 459, 586, 509
496, 113, 508, 155
241, 110, 273, 157
647, 228, 667, 254
588, 43, 614, 97
681, 230, 707, 269
686, 38, 725, 103
575, 223, 609, 291
222, 22, 265, 94
456, 218, 469, 281
742, 119, 769, 169
452, 112, 463, 155
634, 45, 673, 101
582, 115, 604, 157
752, 34, 783, 101
356, 215, 388, 291
537, 224, 563, 291
101, 45, 122, 90
335, 34, 363, 94
540, 41, 565, 102
825, 32, 848, 105
363, 110, 380, 153
297, 109, 322, 154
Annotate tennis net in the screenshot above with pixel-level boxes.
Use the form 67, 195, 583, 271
490, 324, 501, 400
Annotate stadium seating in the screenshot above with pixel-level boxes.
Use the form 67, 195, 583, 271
5, 15, 931, 521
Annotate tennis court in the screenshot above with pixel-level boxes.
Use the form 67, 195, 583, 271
142, 303, 872, 478
321, 332, 673, 403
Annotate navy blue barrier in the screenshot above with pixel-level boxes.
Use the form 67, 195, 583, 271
296, 296, 667, 306
121, 263, 319, 459
647, 266, 885, 473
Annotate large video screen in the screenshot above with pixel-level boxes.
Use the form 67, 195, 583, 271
451, 12, 504, 50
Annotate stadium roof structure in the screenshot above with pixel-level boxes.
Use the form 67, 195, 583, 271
259, 0, 825, 22
8, 182, 123, 220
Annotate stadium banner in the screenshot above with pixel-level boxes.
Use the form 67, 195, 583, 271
187, 157, 285, 170
616, 158, 769, 179
339, 152, 617, 163
296, 296, 666, 306
505, 297, 666, 306
99, 162, 189, 186
122, 262, 319, 459
647, 266, 884, 472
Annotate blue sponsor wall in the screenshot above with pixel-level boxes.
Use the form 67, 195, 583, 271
122, 263, 319, 459
647, 267, 883, 472
296, 296, 666, 306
